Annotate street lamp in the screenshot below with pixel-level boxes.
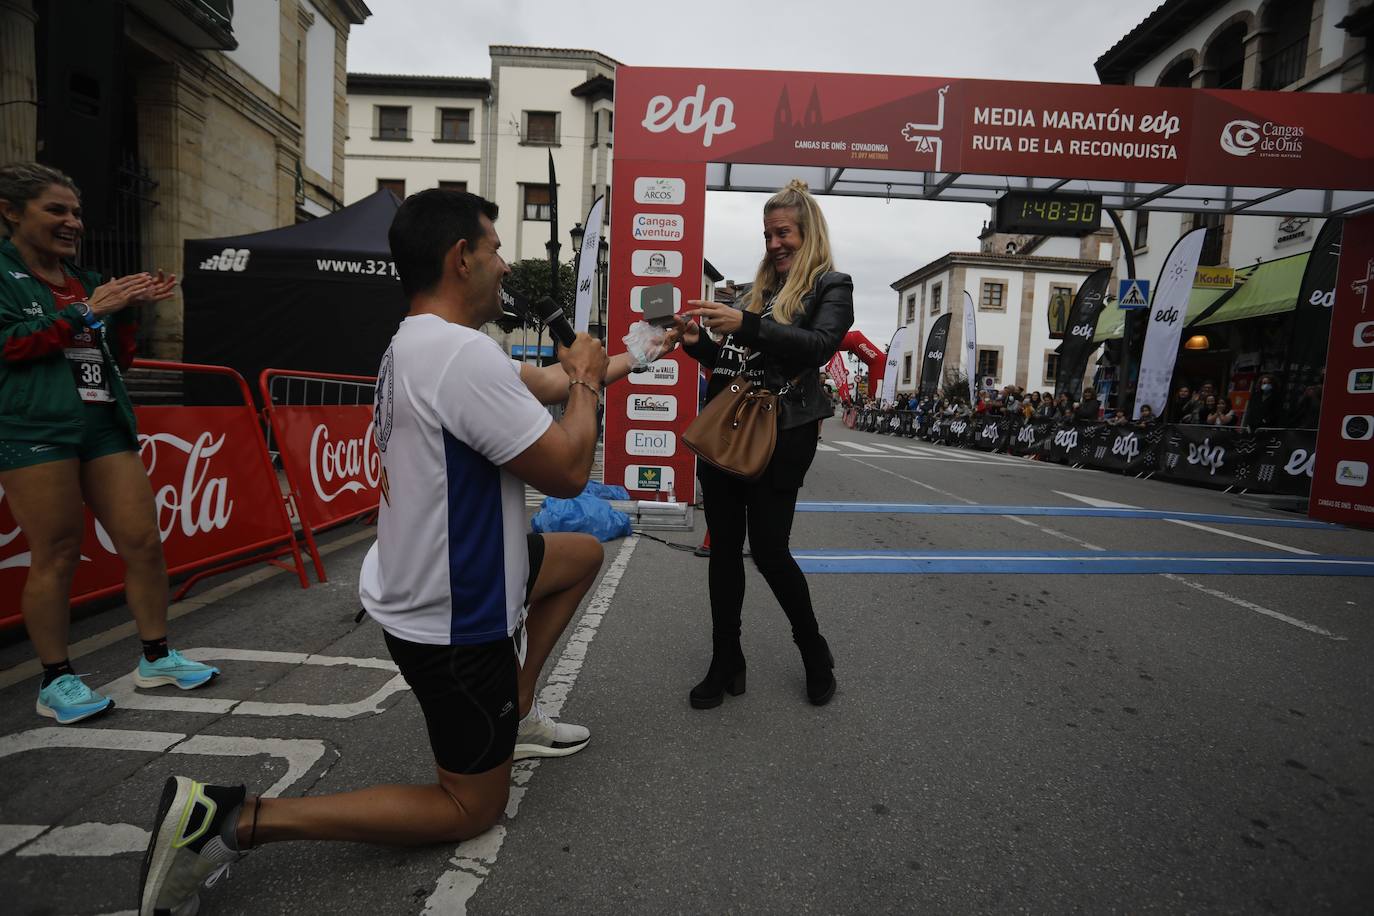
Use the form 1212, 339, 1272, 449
597, 237, 609, 342
569, 221, 585, 256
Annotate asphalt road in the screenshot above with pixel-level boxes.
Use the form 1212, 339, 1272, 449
2, 426, 1372, 915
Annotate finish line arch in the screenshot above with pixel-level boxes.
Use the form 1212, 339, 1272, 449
603, 65, 1374, 525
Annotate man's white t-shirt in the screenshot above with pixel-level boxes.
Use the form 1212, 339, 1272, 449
359, 314, 552, 646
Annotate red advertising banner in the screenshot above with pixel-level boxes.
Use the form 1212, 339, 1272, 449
270, 404, 380, 530
615, 67, 1374, 190
1310, 212, 1374, 528
0, 405, 300, 625
604, 160, 706, 500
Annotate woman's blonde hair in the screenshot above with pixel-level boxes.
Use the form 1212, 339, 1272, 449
743, 179, 833, 325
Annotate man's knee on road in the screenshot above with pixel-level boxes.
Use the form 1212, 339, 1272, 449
435, 765, 511, 841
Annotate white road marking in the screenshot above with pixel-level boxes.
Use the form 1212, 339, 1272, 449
0, 825, 45, 856
1162, 574, 1346, 640
96, 648, 406, 719
421, 535, 640, 916
0, 727, 330, 857
17, 822, 149, 857
831, 439, 887, 453
1056, 491, 1317, 556
815, 442, 838, 452
0, 527, 378, 691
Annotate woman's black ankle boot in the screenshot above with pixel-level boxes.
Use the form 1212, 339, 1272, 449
689, 641, 746, 709
795, 633, 835, 706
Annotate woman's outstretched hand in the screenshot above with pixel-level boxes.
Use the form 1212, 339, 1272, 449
685, 299, 743, 336
666, 314, 701, 348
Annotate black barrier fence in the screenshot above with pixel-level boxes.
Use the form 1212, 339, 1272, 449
842, 409, 1317, 496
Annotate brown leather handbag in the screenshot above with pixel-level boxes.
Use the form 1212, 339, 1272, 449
683, 358, 784, 480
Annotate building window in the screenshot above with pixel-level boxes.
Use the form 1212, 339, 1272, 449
1194, 212, 1224, 266
438, 181, 467, 192
902, 354, 913, 384
980, 280, 1006, 311
524, 111, 559, 145
1259, 0, 1312, 90
1048, 285, 1074, 337
437, 108, 472, 142
930, 283, 943, 315
1133, 210, 1150, 249
377, 105, 409, 140
905, 294, 916, 324
1043, 352, 1060, 385
523, 184, 552, 221
602, 185, 610, 222
976, 348, 1000, 382
377, 178, 406, 198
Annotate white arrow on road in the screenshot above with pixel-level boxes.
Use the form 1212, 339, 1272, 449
1055, 491, 1317, 556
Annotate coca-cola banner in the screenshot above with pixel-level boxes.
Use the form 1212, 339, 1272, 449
269, 405, 381, 531
616, 68, 1374, 189
0, 406, 295, 624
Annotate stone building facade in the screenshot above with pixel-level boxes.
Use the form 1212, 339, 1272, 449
0, 0, 370, 359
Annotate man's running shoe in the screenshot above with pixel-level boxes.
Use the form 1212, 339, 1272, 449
139, 777, 244, 916
36, 673, 113, 724
513, 700, 590, 760
134, 650, 219, 690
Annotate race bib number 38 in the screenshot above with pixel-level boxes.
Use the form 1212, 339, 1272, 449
64, 347, 113, 403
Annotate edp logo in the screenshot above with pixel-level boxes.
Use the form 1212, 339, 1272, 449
1111, 433, 1140, 461
1186, 439, 1226, 475
1053, 429, 1079, 449
642, 85, 736, 148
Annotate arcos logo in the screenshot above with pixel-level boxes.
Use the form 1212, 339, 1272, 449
1220, 119, 1261, 157
642, 85, 736, 148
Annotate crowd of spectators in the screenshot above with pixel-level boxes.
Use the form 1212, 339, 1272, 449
846, 373, 1322, 434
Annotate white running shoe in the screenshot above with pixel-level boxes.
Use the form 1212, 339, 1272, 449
513, 700, 590, 760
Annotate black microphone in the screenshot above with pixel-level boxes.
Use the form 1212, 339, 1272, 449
532, 296, 576, 348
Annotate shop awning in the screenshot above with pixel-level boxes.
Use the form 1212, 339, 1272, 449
1093, 252, 1307, 342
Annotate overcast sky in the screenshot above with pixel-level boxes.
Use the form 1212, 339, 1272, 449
348, 0, 1162, 343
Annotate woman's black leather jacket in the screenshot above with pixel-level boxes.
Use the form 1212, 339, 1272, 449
685, 271, 854, 430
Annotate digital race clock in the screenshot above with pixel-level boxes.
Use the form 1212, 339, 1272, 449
995, 192, 1103, 237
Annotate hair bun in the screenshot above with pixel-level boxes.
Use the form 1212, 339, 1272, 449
785, 179, 810, 193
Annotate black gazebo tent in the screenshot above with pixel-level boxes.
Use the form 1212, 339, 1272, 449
182, 190, 405, 402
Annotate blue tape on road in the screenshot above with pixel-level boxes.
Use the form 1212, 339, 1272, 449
794, 502, 1338, 530
791, 549, 1374, 576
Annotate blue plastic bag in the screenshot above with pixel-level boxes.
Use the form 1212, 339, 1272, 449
531, 486, 632, 542
583, 481, 629, 500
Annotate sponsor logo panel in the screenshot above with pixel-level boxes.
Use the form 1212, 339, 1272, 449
627, 393, 678, 422
1354, 321, 1374, 348
1335, 460, 1369, 487
624, 464, 676, 492
631, 250, 683, 278
632, 213, 685, 242
633, 177, 686, 205
1219, 118, 1305, 160
631, 285, 682, 313
1349, 368, 1374, 394
626, 429, 676, 457
628, 359, 680, 386
1342, 415, 1374, 441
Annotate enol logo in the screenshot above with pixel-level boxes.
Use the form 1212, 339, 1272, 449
642, 85, 736, 148
626, 429, 676, 457
1220, 119, 1261, 157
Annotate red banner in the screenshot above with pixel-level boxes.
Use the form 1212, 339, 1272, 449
826, 353, 852, 406
1, 405, 296, 622
270, 404, 380, 530
615, 68, 1374, 189
1310, 212, 1374, 528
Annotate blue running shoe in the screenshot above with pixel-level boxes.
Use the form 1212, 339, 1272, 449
134, 649, 219, 690
36, 673, 114, 724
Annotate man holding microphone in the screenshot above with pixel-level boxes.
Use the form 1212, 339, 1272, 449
140, 189, 655, 915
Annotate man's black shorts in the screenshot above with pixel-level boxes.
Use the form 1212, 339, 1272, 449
381, 534, 546, 775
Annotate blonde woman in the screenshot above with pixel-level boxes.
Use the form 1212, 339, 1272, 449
672, 180, 854, 708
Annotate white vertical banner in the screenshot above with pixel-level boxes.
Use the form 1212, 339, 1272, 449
880, 326, 908, 405
573, 196, 606, 333
962, 291, 977, 404
1134, 227, 1208, 419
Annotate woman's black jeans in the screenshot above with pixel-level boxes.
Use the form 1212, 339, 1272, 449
697, 466, 820, 646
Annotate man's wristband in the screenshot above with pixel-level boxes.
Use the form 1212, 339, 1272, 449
568, 378, 601, 398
